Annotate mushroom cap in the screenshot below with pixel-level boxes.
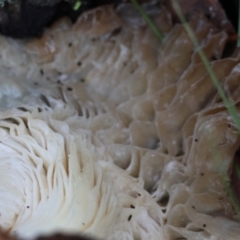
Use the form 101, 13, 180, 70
0, 106, 163, 239
0, 2, 240, 240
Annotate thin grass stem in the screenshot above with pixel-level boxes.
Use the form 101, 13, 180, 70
172, 0, 240, 214
130, 0, 164, 41
172, 0, 240, 131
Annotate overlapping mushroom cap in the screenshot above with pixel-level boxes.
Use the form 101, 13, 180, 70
0, 2, 240, 240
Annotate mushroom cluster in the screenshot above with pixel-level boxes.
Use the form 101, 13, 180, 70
0, 2, 240, 240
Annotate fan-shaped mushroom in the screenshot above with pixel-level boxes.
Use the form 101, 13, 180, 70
0, 2, 240, 240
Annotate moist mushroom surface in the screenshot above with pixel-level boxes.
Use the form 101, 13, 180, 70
0, 2, 240, 240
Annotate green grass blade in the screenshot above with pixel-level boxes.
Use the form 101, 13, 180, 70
172, 0, 240, 132
73, 1, 82, 11
130, 0, 164, 41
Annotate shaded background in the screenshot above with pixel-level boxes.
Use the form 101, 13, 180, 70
0, 0, 238, 38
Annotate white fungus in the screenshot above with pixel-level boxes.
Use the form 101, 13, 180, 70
0, 3, 240, 240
